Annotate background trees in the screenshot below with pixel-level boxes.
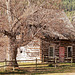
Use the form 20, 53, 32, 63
62, 0, 75, 12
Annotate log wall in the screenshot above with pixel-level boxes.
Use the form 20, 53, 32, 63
40, 39, 75, 63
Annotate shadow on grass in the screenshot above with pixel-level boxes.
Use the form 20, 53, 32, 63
0, 69, 29, 74
57, 65, 71, 67
0, 72, 26, 74
0, 66, 74, 74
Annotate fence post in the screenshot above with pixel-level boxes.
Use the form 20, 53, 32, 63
13, 59, 15, 71
55, 57, 57, 68
4, 59, 6, 71
71, 57, 73, 66
36, 58, 37, 71
43, 55, 44, 63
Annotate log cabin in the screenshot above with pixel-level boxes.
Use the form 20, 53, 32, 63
16, 36, 75, 63
23, 8, 75, 63
0, 36, 75, 63
0, 8, 75, 63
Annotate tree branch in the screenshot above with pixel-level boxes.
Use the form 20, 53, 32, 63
11, 4, 39, 32
0, 28, 15, 37
16, 23, 46, 47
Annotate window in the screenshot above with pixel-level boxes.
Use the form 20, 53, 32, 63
49, 46, 54, 57
67, 46, 72, 57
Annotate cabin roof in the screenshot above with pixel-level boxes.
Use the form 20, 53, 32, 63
25, 7, 75, 40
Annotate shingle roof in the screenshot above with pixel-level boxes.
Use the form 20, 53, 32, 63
25, 7, 75, 40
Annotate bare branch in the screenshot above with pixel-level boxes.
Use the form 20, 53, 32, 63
0, 28, 12, 36
12, 4, 39, 32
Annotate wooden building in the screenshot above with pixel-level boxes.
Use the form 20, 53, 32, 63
40, 39, 75, 63
0, 8, 75, 63
0, 36, 41, 62
16, 37, 41, 62
24, 8, 75, 63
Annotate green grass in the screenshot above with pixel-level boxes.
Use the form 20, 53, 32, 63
0, 62, 75, 74
0, 67, 75, 75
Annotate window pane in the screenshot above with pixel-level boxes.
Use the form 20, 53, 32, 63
50, 47, 53, 56
68, 47, 72, 57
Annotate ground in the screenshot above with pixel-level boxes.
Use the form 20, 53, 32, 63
0, 62, 75, 74
40, 73, 75, 75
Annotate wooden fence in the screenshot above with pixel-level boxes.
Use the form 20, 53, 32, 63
0, 58, 40, 71
0, 57, 73, 71
43, 55, 73, 68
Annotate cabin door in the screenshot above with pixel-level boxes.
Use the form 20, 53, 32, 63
59, 47, 65, 62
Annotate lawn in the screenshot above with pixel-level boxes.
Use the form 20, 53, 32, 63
0, 62, 75, 75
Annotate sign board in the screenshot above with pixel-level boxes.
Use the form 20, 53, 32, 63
59, 47, 65, 62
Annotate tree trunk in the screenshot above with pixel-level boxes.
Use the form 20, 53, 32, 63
6, 37, 18, 67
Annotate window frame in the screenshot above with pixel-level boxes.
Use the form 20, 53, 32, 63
48, 46, 55, 57
67, 46, 72, 58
